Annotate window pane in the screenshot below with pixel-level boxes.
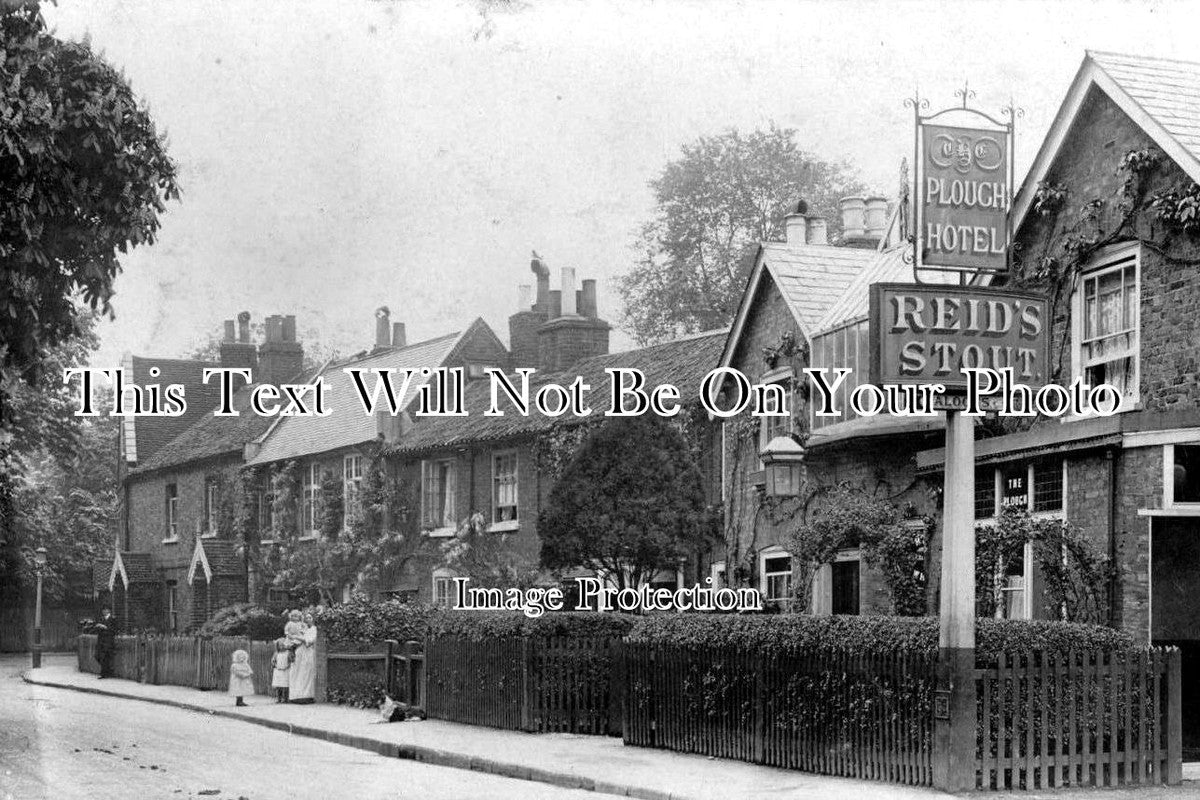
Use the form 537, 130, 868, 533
1033, 458, 1064, 512
975, 468, 995, 519
764, 556, 791, 573
1176, 446, 1200, 503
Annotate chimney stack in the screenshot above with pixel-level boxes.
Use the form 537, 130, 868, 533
258, 312, 304, 384
219, 311, 258, 373
374, 307, 391, 349
840, 197, 866, 240
392, 322, 406, 349
785, 212, 808, 244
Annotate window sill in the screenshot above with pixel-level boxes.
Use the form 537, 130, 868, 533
488, 520, 520, 533
259, 539, 276, 546
200, 532, 218, 539
424, 526, 456, 538
297, 533, 319, 542
162, 538, 180, 545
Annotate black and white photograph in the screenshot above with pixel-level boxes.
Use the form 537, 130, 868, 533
6, 1, 1200, 797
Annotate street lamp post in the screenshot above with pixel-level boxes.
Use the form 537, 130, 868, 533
32, 546, 47, 669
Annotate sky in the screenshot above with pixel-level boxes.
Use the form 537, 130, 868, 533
42, 0, 1200, 368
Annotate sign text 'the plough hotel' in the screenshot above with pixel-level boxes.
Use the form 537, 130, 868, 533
921, 124, 1009, 271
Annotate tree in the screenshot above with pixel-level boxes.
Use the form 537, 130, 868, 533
1, 3, 179, 384
618, 124, 870, 343
538, 416, 717, 589
0, 314, 117, 606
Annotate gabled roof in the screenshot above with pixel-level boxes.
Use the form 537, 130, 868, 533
121, 355, 220, 466
1012, 50, 1200, 234
814, 247, 961, 335
718, 242, 876, 371
109, 551, 156, 591
132, 383, 276, 475
247, 319, 501, 465
187, 538, 244, 584
390, 329, 728, 454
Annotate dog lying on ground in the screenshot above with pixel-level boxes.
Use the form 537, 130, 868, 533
379, 694, 428, 722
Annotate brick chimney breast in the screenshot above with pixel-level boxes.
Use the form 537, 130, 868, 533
536, 270, 610, 372
258, 313, 304, 385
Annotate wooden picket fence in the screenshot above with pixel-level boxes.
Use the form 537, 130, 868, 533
975, 648, 1182, 790
424, 636, 622, 735
623, 642, 937, 786
78, 634, 288, 696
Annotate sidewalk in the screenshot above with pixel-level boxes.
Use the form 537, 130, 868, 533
23, 657, 941, 800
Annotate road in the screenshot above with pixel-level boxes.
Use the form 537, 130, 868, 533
0, 655, 595, 800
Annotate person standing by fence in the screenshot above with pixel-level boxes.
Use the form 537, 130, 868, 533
288, 612, 317, 704
271, 638, 291, 703
94, 609, 117, 679
228, 649, 255, 707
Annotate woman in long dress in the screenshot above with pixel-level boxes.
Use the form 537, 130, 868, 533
288, 612, 318, 704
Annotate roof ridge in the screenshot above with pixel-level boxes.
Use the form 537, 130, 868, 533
1088, 49, 1200, 69
327, 329, 462, 370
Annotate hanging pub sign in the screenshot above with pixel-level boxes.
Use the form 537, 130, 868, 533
907, 87, 1017, 274
921, 124, 1009, 270
868, 283, 1050, 391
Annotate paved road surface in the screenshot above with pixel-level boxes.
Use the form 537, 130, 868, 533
0, 655, 594, 800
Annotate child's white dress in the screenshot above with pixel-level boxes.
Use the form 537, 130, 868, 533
271, 651, 290, 688
228, 659, 255, 697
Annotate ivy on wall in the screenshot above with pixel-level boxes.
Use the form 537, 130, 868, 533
975, 507, 1110, 624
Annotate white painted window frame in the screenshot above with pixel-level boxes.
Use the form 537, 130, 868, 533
421, 457, 458, 537
164, 484, 179, 544
342, 453, 364, 531
759, 546, 793, 605
202, 480, 219, 538
490, 449, 519, 532
1070, 242, 1141, 414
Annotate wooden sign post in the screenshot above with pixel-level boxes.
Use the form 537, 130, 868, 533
869, 282, 1049, 791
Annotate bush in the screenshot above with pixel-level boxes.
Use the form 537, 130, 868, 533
325, 657, 388, 709
197, 603, 282, 641
313, 596, 435, 647
626, 614, 1136, 662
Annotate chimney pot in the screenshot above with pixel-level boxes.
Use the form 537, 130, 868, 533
561, 268, 577, 316
237, 311, 251, 344
223, 320, 236, 343
805, 216, 828, 246
392, 322, 406, 349
864, 196, 889, 239
531, 253, 550, 313
375, 306, 391, 348
580, 279, 598, 318
839, 197, 867, 239
785, 212, 808, 245
282, 315, 296, 343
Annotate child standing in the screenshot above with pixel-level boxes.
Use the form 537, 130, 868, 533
228, 649, 255, 707
271, 638, 291, 703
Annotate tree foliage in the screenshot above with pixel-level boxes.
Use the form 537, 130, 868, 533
0, 314, 117, 605
538, 416, 717, 589
618, 124, 869, 343
1, 3, 179, 383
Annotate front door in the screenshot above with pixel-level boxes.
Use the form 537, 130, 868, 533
1152, 517, 1200, 759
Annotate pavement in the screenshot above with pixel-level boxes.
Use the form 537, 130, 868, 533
1, 655, 596, 800
17, 655, 1200, 799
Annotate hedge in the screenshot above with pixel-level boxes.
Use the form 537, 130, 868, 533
312, 596, 636, 648
626, 614, 1135, 660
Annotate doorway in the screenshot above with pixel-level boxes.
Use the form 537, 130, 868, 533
1151, 517, 1200, 759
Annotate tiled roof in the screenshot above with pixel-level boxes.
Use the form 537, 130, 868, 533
759, 243, 877, 333
1012, 50, 1200, 232
132, 384, 275, 475
1089, 51, 1200, 165
112, 551, 157, 588
198, 539, 244, 576
247, 329, 469, 465
124, 356, 221, 465
815, 246, 961, 334
391, 329, 728, 454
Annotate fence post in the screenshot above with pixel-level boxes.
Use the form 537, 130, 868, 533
384, 639, 397, 698
1168, 647, 1182, 785
314, 627, 328, 703
521, 636, 532, 732
405, 640, 422, 707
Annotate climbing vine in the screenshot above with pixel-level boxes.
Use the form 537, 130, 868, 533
975, 507, 1110, 624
